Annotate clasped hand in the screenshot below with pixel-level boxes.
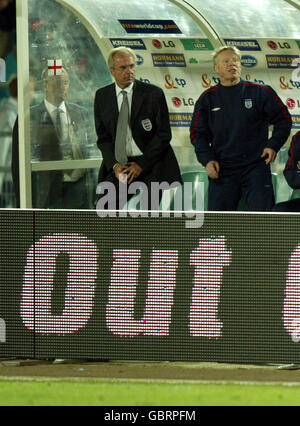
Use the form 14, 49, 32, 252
114, 162, 143, 184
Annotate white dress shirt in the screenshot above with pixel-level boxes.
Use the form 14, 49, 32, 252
44, 98, 69, 139
44, 99, 85, 182
115, 83, 142, 157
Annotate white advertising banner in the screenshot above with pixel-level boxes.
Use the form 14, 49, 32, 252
102, 36, 299, 171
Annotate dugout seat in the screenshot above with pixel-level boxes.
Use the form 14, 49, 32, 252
289, 188, 300, 200
169, 170, 278, 212
123, 171, 208, 212
123, 171, 278, 212
165, 170, 208, 212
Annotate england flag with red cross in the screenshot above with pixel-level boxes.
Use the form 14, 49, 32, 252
47, 59, 63, 76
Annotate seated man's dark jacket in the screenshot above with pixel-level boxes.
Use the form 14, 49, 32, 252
283, 131, 300, 189
94, 79, 182, 185
12, 101, 90, 208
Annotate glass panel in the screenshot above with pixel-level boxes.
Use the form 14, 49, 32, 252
186, 0, 300, 38
27, 0, 110, 208
61, 0, 205, 37
24, 0, 209, 209
29, 0, 110, 158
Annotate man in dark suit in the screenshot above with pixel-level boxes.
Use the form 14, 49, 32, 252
12, 67, 92, 208
94, 47, 182, 210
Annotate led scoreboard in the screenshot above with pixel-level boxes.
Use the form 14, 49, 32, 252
1, 209, 300, 363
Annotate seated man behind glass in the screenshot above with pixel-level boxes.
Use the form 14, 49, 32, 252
272, 131, 300, 212
12, 67, 92, 208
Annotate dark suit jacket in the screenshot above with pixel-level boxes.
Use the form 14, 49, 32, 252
94, 80, 182, 185
283, 131, 300, 189
12, 101, 90, 208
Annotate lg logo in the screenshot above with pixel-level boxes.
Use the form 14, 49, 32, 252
152, 40, 176, 49
172, 97, 181, 107
286, 98, 296, 109
267, 40, 291, 50
286, 98, 300, 109
172, 97, 194, 107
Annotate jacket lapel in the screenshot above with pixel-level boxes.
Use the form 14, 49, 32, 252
107, 84, 119, 129
37, 102, 53, 125
131, 81, 144, 127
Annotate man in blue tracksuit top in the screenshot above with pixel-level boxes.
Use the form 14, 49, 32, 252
190, 46, 292, 211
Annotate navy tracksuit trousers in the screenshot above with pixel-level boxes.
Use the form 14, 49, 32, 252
208, 160, 274, 211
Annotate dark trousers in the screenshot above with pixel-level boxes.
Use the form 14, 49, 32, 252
272, 198, 300, 212
96, 161, 164, 211
44, 175, 90, 209
208, 160, 274, 211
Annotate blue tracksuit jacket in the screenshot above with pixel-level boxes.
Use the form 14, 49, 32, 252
190, 80, 292, 169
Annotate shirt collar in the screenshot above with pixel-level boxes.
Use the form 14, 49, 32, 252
115, 82, 134, 97
44, 98, 67, 115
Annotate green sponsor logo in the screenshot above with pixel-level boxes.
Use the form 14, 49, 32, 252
296, 40, 300, 49
181, 38, 214, 51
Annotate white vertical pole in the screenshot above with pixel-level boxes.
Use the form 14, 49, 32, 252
284, 0, 300, 11
16, 0, 32, 208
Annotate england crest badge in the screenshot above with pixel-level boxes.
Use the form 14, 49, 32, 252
141, 118, 152, 132
245, 99, 253, 109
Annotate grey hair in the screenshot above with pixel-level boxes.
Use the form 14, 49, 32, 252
107, 47, 137, 69
212, 46, 241, 66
